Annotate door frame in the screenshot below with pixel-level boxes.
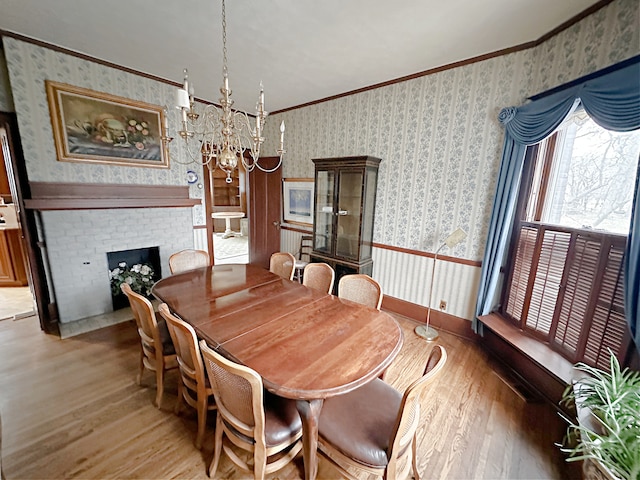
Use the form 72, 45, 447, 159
0, 112, 58, 334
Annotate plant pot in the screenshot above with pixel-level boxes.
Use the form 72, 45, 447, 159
583, 458, 621, 480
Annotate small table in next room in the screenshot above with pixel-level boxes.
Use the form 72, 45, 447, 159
212, 211, 245, 238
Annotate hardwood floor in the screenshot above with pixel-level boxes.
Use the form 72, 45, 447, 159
0, 312, 580, 479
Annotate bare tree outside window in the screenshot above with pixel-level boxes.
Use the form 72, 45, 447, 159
543, 110, 640, 234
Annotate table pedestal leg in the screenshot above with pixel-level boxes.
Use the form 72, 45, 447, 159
222, 218, 233, 238
296, 398, 323, 480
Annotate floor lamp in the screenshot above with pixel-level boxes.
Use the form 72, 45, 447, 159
415, 228, 467, 341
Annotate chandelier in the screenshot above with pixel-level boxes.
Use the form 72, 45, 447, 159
174, 0, 285, 183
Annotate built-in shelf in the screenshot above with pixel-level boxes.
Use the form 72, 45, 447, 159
23, 182, 200, 210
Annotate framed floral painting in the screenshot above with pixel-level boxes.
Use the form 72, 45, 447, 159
283, 178, 314, 226
45, 80, 170, 168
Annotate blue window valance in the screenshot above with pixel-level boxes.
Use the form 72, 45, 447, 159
475, 55, 640, 350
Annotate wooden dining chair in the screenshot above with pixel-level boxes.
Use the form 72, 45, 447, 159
302, 262, 335, 294
121, 283, 178, 409
293, 235, 314, 282
317, 345, 447, 480
338, 274, 383, 310
169, 249, 210, 274
199, 340, 303, 480
269, 252, 296, 281
159, 304, 216, 450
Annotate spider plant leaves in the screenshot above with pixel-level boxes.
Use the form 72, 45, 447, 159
559, 351, 640, 480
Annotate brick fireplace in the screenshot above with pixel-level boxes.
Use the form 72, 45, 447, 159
41, 207, 194, 323
23, 182, 201, 325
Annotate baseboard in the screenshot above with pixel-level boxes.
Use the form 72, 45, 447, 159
381, 295, 476, 342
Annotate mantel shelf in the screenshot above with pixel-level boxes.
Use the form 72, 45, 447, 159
23, 182, 200, 211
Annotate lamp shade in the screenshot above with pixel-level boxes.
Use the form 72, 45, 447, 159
176, 88, 190, 109
444, 228, 467, 249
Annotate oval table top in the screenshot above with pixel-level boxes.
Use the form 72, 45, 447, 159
211, 211, 245, 219
152, 263, 403, 400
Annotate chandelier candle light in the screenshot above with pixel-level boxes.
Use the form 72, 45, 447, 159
175, 0, 285, 183
415, 228, 467, 342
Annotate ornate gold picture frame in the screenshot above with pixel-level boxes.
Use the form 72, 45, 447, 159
45, 80, 169, 168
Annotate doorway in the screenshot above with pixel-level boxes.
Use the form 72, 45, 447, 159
204, 161, 249, 265
0, 123, 35, 322
203, 156, 282, 268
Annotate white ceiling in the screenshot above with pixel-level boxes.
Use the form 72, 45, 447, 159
1, 0, 601, 113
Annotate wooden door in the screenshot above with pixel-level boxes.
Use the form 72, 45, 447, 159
248, 157, 282, 268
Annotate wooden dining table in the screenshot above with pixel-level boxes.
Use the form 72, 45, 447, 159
152, 263, 403, 480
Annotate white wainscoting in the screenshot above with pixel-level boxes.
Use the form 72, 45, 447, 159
280, 227, 312, 258
281, 228, 481, 320
193, 227, 209, 252
372, 247, 480, 321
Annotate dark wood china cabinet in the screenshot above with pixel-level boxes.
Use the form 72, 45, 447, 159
311, 156, 380, 291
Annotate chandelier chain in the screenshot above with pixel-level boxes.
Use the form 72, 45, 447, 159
221, 0, 228, 78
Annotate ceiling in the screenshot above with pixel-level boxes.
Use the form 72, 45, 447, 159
1, 0, 602, 113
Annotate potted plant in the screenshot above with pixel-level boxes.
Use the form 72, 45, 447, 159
109, 261, 156, 310
559, 353, 640, 480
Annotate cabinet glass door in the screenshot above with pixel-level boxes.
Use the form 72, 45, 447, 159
336, 170, 363, 260
314, 169, 335, 255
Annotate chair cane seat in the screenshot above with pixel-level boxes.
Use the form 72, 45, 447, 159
338, 274, 383, 310
319, 378, 402, 468
169, 249, 209, 274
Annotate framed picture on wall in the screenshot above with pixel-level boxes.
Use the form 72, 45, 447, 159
283, 178, 314, 226
45, 80, 170, 168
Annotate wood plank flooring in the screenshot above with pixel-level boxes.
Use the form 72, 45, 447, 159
0, 312, 580, 479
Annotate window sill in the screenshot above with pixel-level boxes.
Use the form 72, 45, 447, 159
478, 313, 577, 408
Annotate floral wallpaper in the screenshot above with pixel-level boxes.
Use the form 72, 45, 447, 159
0, 0, 638, 321
2, 37, 206, 225
0, 48, 14, 112
264, 0, 639, 262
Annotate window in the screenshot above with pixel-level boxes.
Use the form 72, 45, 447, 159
501, 110, 640, 370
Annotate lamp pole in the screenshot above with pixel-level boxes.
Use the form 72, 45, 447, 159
415, 228, 467, 342
414, 242, 445, 342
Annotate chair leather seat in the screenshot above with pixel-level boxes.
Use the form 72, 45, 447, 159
318, 378, 402, 468
222, 391, 302, 447
263, 391, 302, 447
157, 319, 176, 355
